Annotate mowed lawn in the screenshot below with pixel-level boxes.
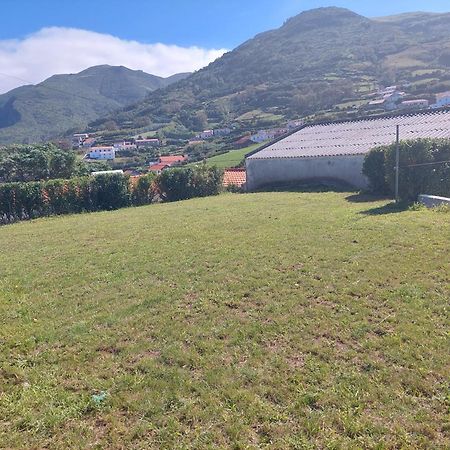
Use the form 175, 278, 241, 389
0, 192, 448, 449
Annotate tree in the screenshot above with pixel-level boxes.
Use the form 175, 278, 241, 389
0, 144, 78, 182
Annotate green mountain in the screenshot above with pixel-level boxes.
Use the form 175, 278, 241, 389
0, 65, 190, 144
89, 7, 450, 134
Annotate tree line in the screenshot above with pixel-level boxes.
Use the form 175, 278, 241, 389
0, 144, 108, 183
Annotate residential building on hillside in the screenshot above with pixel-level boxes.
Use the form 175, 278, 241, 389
135, 138, 160, 148
114, 140, 137, 150
250, 130, 276, 143
214, 128, 232, 136
379, 85, 398, 96
368, 90, 405, 111
148, 154, 187, 174
246, 110, 450, 191
87, 147, 115, 160
431, 92, 450, 109
234, 135, 253, 148
400, 99, 429, 110
82, 137, 97, 148
149, 163, 170, 174
287, 120, 305, 129
72, 133, 89, 147
197, 130, 214, 140
159, 155, 188, 165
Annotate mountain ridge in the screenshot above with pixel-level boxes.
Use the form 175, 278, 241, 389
87, 7, 450, 137
0, 65, 190, 144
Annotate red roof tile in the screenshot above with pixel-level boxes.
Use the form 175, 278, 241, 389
223, 168, 246, 187
149, 163, 170, 172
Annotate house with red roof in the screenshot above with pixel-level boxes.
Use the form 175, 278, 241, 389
234, 135, 253, 148
159, 155, 188, 165
223, 168, 246, 189
149, 163, 170, 174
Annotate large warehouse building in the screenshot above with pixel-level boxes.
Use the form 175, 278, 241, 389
245, 109, 450, 190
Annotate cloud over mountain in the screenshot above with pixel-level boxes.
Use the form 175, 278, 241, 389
0, 27, 227, 93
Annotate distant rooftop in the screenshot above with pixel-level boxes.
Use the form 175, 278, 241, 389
248, 110, 450, 160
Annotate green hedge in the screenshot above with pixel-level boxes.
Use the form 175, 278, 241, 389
0, 174, 132, 223
363, 139, 450, 201
156, 165, 223, 202
0, 167, 224, 224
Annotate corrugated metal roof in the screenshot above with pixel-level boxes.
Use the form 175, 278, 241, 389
248, 110, 450, 160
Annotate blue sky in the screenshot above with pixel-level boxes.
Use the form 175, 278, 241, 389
2, 0, 450, 48
0, 0, 449, 93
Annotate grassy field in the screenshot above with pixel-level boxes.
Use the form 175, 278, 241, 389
0, 192, 449, 449
189, 143, 263, 169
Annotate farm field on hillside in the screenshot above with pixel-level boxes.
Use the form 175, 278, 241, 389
0, 193, 448, 449
189, 143, 263, 168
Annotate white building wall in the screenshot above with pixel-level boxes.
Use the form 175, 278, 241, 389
88, 149, 115, 160
246, 155, 368, 190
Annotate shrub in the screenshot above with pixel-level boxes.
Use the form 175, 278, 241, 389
226, 184, 243, 193
0, 168, 225, 224
362, 147, 388, 194
363, 139, 450, 201
0, 174, 133, 224
90, 174, 131, 211
156, 166, 223, 202
132, 173, 157, 206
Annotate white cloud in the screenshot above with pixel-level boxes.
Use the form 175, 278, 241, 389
0, 27, 228, 94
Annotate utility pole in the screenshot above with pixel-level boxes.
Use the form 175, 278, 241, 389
395, 125, 400, 203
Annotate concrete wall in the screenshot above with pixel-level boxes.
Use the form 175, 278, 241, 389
418, 195, 450, 208
246, 155, 368, 190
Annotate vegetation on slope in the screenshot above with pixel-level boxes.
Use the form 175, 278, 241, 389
90, 7, 450, 133
187, 143, 262, 168
0, 66, 189, 145
0, 192, 448, 448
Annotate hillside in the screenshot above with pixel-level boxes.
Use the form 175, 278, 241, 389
0, 66, 189, 145
0, 192, 448, 448
89, 7, 450, 134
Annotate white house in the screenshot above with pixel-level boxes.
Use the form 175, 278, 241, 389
368, 91, 405, 111
246, 110, 450, 191
383, 91, 405, 111
379, 85, 398, 95
72, 133, 89, 147
213, 128, 232, 136
87, 147, 116, 160
197, 130, 214, 140
250, 130, 277, 143
287, 120, 305, 129
431, 92, 450, 109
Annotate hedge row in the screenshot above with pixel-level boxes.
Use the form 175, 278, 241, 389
0, 166, 223, 224
363, 139, 450, 201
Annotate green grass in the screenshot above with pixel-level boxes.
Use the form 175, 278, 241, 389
236, 110, 284, 123
0, 192, 449, 449
335, 99, 368, 109
189, 143, 263, 169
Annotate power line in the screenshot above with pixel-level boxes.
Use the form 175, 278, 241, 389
405, 160, 450, 168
